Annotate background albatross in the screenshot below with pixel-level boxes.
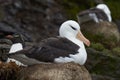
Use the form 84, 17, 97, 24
77, 4, 112, 24
8, 20, 90, 66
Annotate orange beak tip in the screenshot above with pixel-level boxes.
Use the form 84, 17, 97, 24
85, 40, 90, 47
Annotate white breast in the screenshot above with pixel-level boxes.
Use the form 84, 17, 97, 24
54, 37, 87, 65
68, 41, 87, 65
54, 40, 87, 65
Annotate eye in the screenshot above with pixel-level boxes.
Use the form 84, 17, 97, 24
69, 25, 77, 30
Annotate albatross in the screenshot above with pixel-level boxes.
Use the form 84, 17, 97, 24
77, 4, 112, 24
96, 4, 112, 22
7, 20, 90, 66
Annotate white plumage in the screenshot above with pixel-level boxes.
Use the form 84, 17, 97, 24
55, 20, 89, 65
9, 43, 23, 53
96, 4, 112, 22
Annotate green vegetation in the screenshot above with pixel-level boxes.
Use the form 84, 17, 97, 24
105, 0, 120, 19
84, 31, 118, 48
84, 31, 120, 57
112, 47, 120, 56
90, 43, 105, 51
59, 0, 95, 20
59, 0, 120, 20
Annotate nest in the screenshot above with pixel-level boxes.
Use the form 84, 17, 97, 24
0, 62, 91, 80
0, 61, 20, 80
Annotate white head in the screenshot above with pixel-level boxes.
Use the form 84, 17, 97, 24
59, 20, 90, 46
96, 4, 112, 22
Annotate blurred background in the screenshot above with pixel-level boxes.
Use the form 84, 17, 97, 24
0, 0, 120, 80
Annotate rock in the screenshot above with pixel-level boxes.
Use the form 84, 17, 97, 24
80, 21, 120, 41
79, 21, 120, 49
0, 0, 67, 42
85, 48, 120, 80
22, 62, 92, 80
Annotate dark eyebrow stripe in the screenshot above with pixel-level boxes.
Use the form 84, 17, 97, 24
69, 25, 77, 30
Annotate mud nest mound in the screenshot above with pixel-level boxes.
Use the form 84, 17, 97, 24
0, 61, 20, 80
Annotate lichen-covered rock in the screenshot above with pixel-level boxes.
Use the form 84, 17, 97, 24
0, 0, 67, 42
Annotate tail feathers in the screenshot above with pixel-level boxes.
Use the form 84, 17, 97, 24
7, 58, 26, 66
8, 54, 42, 66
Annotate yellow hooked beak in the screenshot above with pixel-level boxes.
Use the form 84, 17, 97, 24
76, 31, 90, 46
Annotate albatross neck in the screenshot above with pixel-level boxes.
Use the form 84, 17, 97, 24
66, 36, 83, 47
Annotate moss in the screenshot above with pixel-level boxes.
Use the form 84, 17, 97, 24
112, 47, 120, 56
91, 58, 119, 77
86, 48, 120, 78
59, 0, 79, 20
83, 30, 119, 50
102, 49, 112, 54
83, 31, 106, 43
102, 49, 116, 58
101, 35, 118, 49
90, 43, 105, 51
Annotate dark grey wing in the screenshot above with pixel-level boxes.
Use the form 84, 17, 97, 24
78, 8, 109, 22
90, 8, 109, 21
40, 37, 79, 52
9, 37, 79, 64
24, 37, 79, 62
